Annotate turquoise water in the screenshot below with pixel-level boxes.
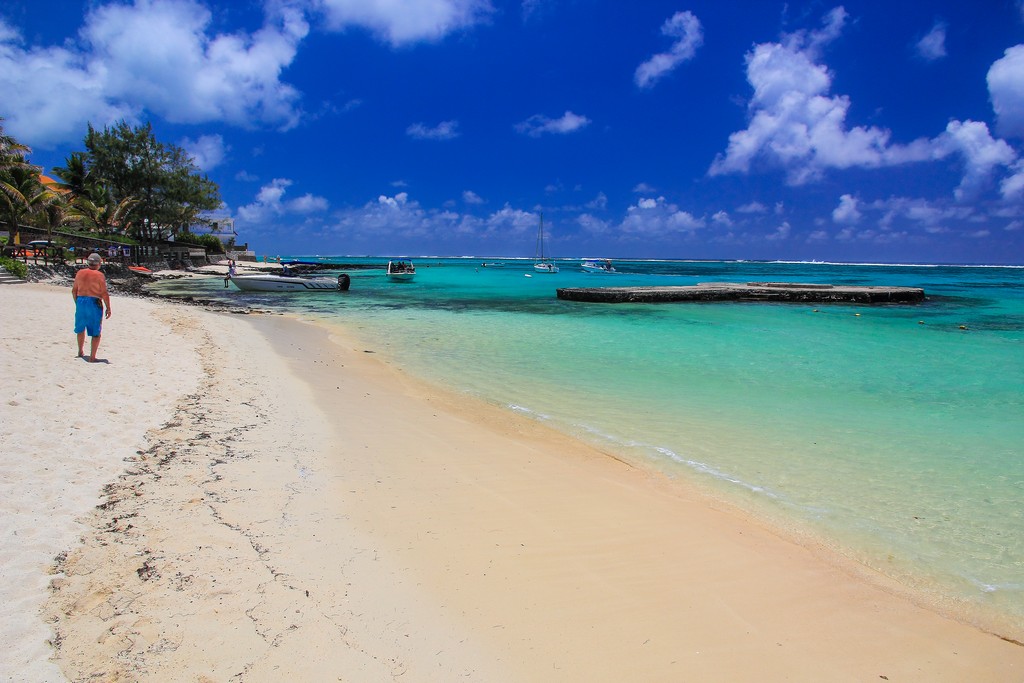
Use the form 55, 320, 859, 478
156, 258, 1024, 630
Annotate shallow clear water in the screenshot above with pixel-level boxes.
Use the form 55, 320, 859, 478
157, 258, 1024, 626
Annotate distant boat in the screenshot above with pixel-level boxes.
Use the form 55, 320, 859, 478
386, 260, 416, 281
581, 258, 616, 273
533, 213, 559, 273
229, 272, 350, 292
480, 262, 505, 268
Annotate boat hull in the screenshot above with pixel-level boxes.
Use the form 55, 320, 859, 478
581, 259, 616, 273
386, 261, 416, 281
229, 275, 343, 292
534, 262, 559, 273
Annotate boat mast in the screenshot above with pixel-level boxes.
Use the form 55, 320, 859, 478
536, 212, 545, 261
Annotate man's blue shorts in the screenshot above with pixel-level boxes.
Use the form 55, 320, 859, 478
74, 296, 103, 337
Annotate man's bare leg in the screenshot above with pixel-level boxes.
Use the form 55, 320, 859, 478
77, 331, 86, 357
89, 335, 101, 362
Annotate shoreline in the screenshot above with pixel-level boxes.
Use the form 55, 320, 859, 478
3, 281, 1023, 680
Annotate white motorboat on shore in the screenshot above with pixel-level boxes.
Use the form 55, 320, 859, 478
229, 272, 350, 292
581, 258, 616, 273
387, 260, 416, 281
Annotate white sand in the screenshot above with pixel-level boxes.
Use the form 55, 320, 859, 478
0, 284, 203, 682
2, 281, 1023, 681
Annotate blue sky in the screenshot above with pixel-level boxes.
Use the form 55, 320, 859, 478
3, 0, 1024, 263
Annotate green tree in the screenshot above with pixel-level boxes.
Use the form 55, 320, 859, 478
32, 189, 72, 241
0, 165, 49, 240
0, 118, 32, 176
70, 194, 137, 235
52, 151, 97, 198
83, 121, 220, 242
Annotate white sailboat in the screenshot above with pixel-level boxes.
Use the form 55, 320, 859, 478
533, 213, 559, 273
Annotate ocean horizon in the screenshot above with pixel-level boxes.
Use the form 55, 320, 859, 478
155, 257, 1024, 635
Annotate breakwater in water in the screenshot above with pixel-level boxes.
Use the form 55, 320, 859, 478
557, 281, 926, 304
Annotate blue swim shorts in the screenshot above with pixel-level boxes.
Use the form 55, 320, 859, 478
74, 296, 103, 337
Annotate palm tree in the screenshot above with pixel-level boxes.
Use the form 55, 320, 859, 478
51, 151, 95, 197
33, 190, 73, 242
70, 193, 137, 235
0, 165, 48, 243
0, 118, 32, 176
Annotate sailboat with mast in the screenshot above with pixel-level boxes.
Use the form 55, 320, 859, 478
533, 213, 559, 273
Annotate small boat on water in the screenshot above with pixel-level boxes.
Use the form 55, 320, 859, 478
480, 262, 505, 268
229, 272, 350, 292
386, 260, 416, 281
581, 258, 616, 273
533, 213, 559, 273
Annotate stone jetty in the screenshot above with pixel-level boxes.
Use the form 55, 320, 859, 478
556, 281, 926, 304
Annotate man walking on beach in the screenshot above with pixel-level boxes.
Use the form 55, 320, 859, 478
72, 253, 111, 362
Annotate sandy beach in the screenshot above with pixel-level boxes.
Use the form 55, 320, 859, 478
2, 280, 1023, 682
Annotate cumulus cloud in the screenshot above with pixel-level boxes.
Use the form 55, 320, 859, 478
407, 120, 460, 140
634, 10, 703, 89
736, 201, 768, 213
916, 22, 947, 61
711, 210, 732, 226
632, 182, 657, 193
462, 189, 484, 204
313, 0, 494, 46
620, 196, 705, 237
766, 221, 791, 241
870, 196, 976, 234
710, 7, 933, 185
515, 111, 591, 137
1000, 160, 1024, 200
237, 178, 329, 225
181, 133, 227, 171
988, 45, 1024, 139
710, 6, 1017, 200
0, 0, 307, 146
934, 119, 1016, 200
832, 194, 861, 224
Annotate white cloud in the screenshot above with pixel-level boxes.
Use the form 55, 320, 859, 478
736, 201, 768, 213
632, 182, 657, 193
314, 0, 494, 46
181, 133, 227, 171
832, 194, 861, 224
407, 120, 460, 140
711, 210, 732, 226
577, 213, 611, 235
934, 120, 1016, 200
237, 178, 329, 225
916, 22, 947, 61
515, 111, 591, 137
0, 19, 139, 147
620, 196, 705, 236
586, 192, 608, 210
870, 196, 977, 234
710, 7, 933, 185
634, 11, 703, 89
988, 45, 1024, 138
0, 0, 307, 147
1000, 160, 1024, 200
766, 221, 791, 241
463, 189, 484, 204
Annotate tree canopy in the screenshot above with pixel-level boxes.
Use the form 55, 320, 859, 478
80, 121, 221, 241
1, 118, 222, 243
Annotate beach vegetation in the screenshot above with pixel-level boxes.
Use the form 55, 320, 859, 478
76, 121, 220, 242
174, 231, 225, 253
0, 255, 28, 279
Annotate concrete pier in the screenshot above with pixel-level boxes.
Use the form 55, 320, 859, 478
556, 281, 926, 304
